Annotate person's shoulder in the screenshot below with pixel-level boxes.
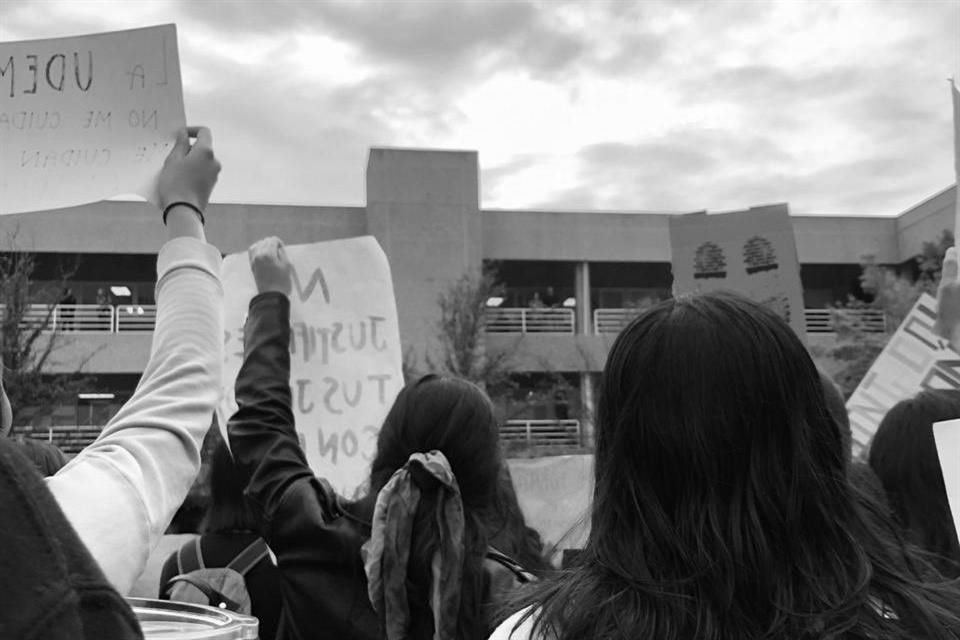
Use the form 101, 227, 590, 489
489, 606, 542, 640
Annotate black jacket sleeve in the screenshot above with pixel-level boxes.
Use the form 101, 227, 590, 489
227, 292, 382, 638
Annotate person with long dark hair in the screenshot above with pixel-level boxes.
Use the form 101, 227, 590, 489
492, 289, 960, 639
869, 389, 960, 578
227, 237, 532, 639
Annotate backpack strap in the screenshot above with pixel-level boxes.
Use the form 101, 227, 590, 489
176, 537, 205, 576
226, 538, 270, 576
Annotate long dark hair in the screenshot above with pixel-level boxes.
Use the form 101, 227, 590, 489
202, 438, 258, 535
509, 291, 960, 639
869, 390, 960, 577
364, 374, 503, 640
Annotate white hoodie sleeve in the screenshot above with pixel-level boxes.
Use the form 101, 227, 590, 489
47, 237, 223, 594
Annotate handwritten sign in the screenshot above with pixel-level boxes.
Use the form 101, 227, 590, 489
0, 24, 185, 214
669, 204, 806, 340
507, 455, 593, 557
219, 237, 405, 496
933, 419, 960, 544
848, 294, 960, 454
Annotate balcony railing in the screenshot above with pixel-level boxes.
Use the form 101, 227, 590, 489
0, 304, 158, 334
18, 425, 103, 455
592, 307, 888, 335
803, 308, 887, 334
500, 419, 582, 448
485, 308, 575, 334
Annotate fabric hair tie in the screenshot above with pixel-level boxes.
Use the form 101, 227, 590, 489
361, 450, 465, 640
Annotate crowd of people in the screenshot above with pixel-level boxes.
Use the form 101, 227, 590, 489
1, 128, 959, 639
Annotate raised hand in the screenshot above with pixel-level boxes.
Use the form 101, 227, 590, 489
249, 236, 293, 296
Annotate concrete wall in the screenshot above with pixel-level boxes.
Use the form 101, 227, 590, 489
38, 333, 151, 374
482, 209, 674, 262
366, 148, 482, 369
896, 185, 956, 261
2, 201, 367, 255
483, 208, 899, 264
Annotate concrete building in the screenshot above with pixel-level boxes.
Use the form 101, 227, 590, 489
3, 148, 957, 452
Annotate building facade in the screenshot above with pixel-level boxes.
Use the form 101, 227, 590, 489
3, 147, 957, 452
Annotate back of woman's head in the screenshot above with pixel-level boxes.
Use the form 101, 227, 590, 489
370, 374, 501, 506
869, 390, 960, 576
202, 439, 257, 534
366, 375, 503, 639
515, 291, 960, 639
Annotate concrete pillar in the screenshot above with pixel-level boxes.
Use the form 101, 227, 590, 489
574, 261, 592, 334
365, 149, 482, 372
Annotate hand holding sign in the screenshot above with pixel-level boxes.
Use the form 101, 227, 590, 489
937, 247, 960, 349
249, 237, 293, 296
155, 126, 220, 213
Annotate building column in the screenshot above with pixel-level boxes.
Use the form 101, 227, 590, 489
574, 261, 591, 334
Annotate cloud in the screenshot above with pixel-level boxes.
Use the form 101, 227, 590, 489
1, 0, 957, 214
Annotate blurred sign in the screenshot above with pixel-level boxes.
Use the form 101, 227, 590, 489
219, 237, 405, 496
847, 294, 960, 453
669, 204, 806, 340
0, 25, 185, 213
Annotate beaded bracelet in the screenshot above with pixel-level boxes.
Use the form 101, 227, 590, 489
162, 201, 206, 226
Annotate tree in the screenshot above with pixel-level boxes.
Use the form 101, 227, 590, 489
0, 237, 91, 428
427, 265, 516, 397
428, 266, 570, 408
812, 230, 952, 397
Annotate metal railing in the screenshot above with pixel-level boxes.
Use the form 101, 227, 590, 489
593, 307, 888, 335
803, 308, 887, 334
500, 419, 582, 448
18, 424, 103, 454
0, 303, 157, 334
485, 308, 575, 334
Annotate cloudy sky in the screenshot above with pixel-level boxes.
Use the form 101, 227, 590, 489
3, 0, 958, 215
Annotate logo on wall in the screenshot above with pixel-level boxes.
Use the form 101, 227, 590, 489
693, 242, 727, 279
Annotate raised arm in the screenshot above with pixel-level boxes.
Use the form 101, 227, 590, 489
47, 127, 223, 594
938, 246, 960, 352
228, 238, 335, 541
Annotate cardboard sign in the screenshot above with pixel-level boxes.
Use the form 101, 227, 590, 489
669, 204, 806, 340
0, 25, 185, 214
847, 294, 960, 454
507, 454, 593, 556
933, 419, 960, 544
219, 237, 405, 496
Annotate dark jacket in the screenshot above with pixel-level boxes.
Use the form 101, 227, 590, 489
0, 436, 142, 640
228, 293, 531, 640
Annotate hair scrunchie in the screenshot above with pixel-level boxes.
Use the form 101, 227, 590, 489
361, 450, 465, 640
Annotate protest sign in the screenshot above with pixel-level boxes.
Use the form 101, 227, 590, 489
847, 294, 960, 454
0, 24, 185, 214
669, 204, 806, 340
507, 454, 593, 557
219, 237, 405, 496
933, 419, 960, 545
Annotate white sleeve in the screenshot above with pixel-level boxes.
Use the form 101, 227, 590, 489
489, 607, 539, 640
47, 237, 223, 594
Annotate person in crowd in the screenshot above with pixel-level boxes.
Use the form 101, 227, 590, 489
528, 292, 545, 309
160, 438, 283, 640
492, 287, 960, 639
868, 389, 960, 578
0, 126, 221, 638
227, 237, 533, 639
